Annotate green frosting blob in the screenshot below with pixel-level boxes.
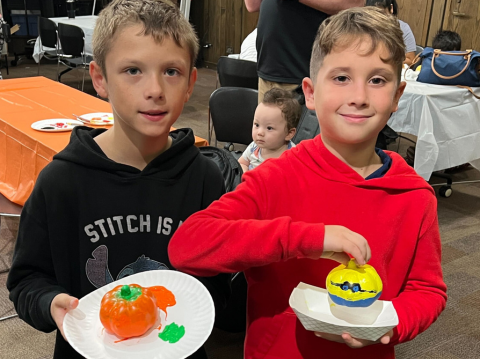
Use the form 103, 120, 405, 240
117, 285, 142, 301
158, 322, 185, 343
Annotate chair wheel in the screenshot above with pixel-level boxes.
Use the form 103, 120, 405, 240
224, 143, 234, 151
438, 186, 452, 198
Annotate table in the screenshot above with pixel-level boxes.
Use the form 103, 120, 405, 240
0, 77, 208, 206
33, 16, 97, 63
388, 80, 480, 180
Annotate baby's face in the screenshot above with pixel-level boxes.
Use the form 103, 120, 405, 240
252, 103, 291, 151
303, 39, 405, 149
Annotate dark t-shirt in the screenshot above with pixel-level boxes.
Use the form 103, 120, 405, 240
256, 0, 328, 84
365, 148, 393, 180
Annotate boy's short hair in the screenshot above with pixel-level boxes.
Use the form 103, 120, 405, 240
93, 0, 199, 77
309, 7, 405, 83
432, 30, 462, 51
262, 88, 301, 132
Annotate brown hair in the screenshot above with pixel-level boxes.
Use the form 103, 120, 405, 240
309, 7, 405, 83
262, 88, 302, 132
93, 0, 199, 77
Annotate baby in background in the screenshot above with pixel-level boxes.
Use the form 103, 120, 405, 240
239, 88, 301, 172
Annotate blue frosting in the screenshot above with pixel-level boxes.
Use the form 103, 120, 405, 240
329, 291, 382, 308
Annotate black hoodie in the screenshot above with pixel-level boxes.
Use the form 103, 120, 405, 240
7, 127, 229, 359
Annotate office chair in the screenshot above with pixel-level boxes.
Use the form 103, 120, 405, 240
216, 56, 258, 90
57, 23, 93, 91
37, 17, 61, 76
0, 18, 10, 78
208, 87, 257, 149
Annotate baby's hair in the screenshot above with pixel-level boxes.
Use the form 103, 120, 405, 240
309, 7, 405, 83
262, 88, 302, 132
93, 0, 199, 77
365, 0, 398, 16
432, 30, 462, 51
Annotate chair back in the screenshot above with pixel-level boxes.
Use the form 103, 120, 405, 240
38, 17, 57, 49
217, 56, 258, 89
415, 45, 424, 56
58, 23, 85, 57
209, 87, 257, 146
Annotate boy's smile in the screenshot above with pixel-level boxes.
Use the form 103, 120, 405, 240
303, 38, 405, 149
91, 24, 196, 140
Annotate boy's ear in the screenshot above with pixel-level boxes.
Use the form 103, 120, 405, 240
89, 61, 108, 99
185, 67, 198, 103
285, 127, 296, 142
391, 81, 407, 113
302, 77, 315, 111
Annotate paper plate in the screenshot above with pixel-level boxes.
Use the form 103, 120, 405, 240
80, 112, 114, 125
31, 119, 83, 132
64, 270, 215, 359
289, 283, 398, 341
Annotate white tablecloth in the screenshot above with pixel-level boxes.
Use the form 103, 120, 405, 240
388, 80, 480, 180
33, 16, 98, 63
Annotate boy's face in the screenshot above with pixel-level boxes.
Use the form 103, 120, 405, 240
303, 39, 405, 149
90, 25, 196, 139
252, 103, 295, 151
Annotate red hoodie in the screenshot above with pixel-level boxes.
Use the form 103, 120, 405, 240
169, 136, 447, 359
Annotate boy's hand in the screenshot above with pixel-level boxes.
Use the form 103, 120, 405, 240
314, 330, 393, 348
50, 293, 79, 341
322, 225, 371, 266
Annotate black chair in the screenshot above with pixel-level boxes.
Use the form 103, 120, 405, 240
57, 22, 92, 91
415, 45, 424, 56
216, 56, 258, 90
411, 45, 424, 71
37, 17, 60, 76
0, 20, 11, 77
208, 87, 257, 149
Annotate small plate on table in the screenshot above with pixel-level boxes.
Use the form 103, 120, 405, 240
31, 119, 84, 132
80, 112, 114, 126
63, 270, 215, 359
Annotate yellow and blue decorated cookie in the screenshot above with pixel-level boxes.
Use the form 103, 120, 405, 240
326, 259, 383, 308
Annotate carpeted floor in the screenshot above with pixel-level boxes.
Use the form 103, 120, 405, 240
1, 57, 480, 359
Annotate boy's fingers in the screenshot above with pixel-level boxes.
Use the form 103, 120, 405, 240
342, 240, 367, 266
54, 294, 77, 310
348, 233, 372, 265
69, 298, 79, 310
322, 251, 351, 265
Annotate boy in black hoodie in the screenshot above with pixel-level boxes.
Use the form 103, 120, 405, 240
6, 1, 228, 358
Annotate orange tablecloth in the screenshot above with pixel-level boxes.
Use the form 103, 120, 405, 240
0, 77, 208, 206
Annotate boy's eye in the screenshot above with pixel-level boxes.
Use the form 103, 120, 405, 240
254, 123, 259, 127
334, 76, 349, 83
370, 77, 386, 85
165, 69, 179, 76
126, 68, 140, 75
267, 126, 273, 131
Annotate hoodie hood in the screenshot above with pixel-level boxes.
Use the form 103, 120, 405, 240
54, 126, 199, 179
290, 135, 434, 194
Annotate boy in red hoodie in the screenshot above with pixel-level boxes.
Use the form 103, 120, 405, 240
169, 7, 447, 359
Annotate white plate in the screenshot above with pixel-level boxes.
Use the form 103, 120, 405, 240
80, 112, 114, 125
290, 283, 398, 341
31, 119, 83, 132
64, 271, 215, 359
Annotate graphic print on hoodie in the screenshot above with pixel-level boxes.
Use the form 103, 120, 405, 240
7, 126, 226, 332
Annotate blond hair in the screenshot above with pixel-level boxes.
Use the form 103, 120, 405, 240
93, 0, 199, 76
309, 7, 405, 83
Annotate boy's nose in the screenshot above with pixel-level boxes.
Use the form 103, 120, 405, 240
348, 83, 369, 107
145, 75, 165, 99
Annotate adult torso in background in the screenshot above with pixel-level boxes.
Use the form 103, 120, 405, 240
256, 0, 327, 84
